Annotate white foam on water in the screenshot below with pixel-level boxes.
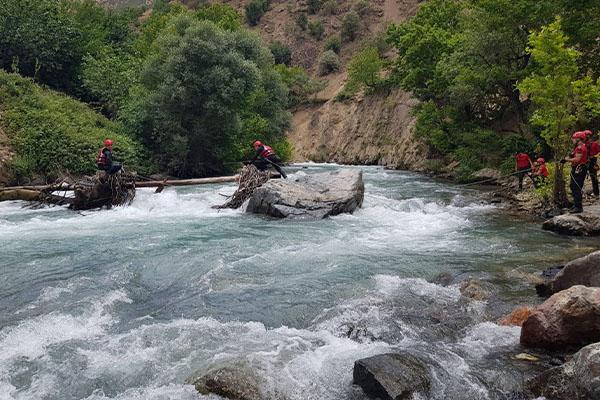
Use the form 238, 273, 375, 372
459, 322, 521, 356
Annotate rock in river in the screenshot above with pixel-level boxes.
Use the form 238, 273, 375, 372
353, 353, 430, 400
542, 205, 600, 236
521, 285, 600, 349
246, 169, 364, 219
537, 251, 600, 296
187, 361, 262, 400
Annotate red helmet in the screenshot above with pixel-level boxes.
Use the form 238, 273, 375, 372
104, 139, 113, 147
584, 130, 594, 137
536, 157, 545, 163
572, 131, 587, 140
253, 140, 263, 149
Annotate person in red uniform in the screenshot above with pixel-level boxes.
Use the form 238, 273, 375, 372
515, 152, 533, 190
531, 157, 549, 187
585, 130, 599, 197
562, 131, 588, 213
248, 140, 287, 179
96, 139, 122, 175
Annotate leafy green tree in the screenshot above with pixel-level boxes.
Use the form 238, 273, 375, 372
274, 65, 325, 106
195, 3, 242, 31
341, 47, 383, 96
341, 11, 361, 42
518, 18, 600, 206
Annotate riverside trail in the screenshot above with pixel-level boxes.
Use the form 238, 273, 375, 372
0, 164, 596, 400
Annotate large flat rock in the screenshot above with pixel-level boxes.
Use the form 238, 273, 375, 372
537, 251, 600, 295
542, 205, 600, 236
246, 169, 364, 219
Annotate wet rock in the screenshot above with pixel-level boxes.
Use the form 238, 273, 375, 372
526, 342, 600, 399
187, 362, 262, 400
521, 285, 600, 349
353, 353, 430, 400
246, 169, 364, 219
459, 278, 491, 301
542, 205, 600, 236
498, 306, 533, 327
430, 272, 454, 287
544, 251, 600, 295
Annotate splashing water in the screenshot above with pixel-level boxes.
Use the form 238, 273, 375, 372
0, 165, 594, 400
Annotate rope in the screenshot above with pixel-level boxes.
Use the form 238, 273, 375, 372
458, 169, 531, 187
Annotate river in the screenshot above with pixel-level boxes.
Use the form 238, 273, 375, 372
0, 165, 596, 400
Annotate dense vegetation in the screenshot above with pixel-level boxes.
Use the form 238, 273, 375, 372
0, 0, 308, 182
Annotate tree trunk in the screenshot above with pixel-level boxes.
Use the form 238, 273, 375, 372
553, 161, 569, 208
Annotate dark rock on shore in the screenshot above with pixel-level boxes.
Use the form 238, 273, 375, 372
526, 342, 600, 399
187, 362, 262, 400
536, 252, 600, 296
246, 169, 364, 219
353, 353, 430, 400
521, 285, 600, 349
542, 205, 600, 235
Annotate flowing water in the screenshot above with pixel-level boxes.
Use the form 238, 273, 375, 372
0, 165, 596, 400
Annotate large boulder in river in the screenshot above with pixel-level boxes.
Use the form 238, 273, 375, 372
187, 362, 262, 400
526, 342, 600, 399
537, 251, 600, 295
246, 169, 364, 219
521, 285, 600, 349
353, 353, 430, 400
542, 205, 600, 236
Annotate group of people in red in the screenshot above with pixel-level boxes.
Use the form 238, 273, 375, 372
515, 130, 599, 213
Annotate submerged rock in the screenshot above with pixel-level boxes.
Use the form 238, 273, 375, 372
542, 205, 600, 236
459, 278, 491, 301
187, 362, 262, 400
521, 285, 600, 349
353, 353, 430, 400
526, 342, 600, 399
246, 169, 364, 219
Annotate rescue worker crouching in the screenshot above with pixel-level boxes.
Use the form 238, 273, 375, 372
247, 140, 287, 179
530, 157, 549, 188
562, 131, 588, 214
585, 130, 599, 197
97, 139, 122, 175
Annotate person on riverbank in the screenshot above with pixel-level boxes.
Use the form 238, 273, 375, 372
515, 152, 533, 190
96, 139, 122, 175
585, 130, 599, 197
562, 131, 588, 213
248, 140, 287, 179
531, 157, 549, 187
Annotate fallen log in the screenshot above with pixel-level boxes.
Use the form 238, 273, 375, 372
0, 188, 73, 206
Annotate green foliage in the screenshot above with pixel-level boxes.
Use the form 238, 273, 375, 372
269, 42, 292, 66
354, 0, 370, 16
245, 0, 270, 26
318, 50, 341, 76
324, 36, 342, 54
307, 0, 322, 15
195, 3, 242, 31
320, 0, 338, 16
0, 71, 148, 181
274, 65, 326, 106
308, 20, 325, 40
341, 11, 361, 42
296, 13, 308, 31
341, 47, 383, 97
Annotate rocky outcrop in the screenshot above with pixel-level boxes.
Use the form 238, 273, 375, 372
526, 342, 600, 399
353, 353, 430, 400
187, 362, 262, 400
521, 285, 600, 349
246, 169, 364, 219
536, 251, 600, 296
542, 205, 600, 236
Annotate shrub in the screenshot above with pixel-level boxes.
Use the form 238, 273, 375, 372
321, 0, 338, 16
341, 10, 361, 42
307, 0, 322, 15
269, 41, 292, 65
195, 3, 242, 31
308, 20, 325, 40
318, 50, 340, 75
354, 0, 370, 16
245, 0, 269, 26
296, 13, 308, 31
341, 46, 383, 96
324, 35, 341, 53
274, 64, 326, 106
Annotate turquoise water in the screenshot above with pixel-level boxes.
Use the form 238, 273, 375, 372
0, 165, 595, 400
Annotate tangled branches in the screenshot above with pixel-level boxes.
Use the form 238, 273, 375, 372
70, 171, 136, 210
214, 165, 270, 209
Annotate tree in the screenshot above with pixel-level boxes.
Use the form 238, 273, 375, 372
518, 18, 600, 206
245, 0, 269, 26
342, 47, 383, 96
318, 50, 340, 75
341, 11, 361, 42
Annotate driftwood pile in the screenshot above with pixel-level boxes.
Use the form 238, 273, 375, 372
214, 165, 270, 209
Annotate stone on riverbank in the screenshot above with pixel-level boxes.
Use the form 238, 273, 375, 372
353, 353, 430, 400
187, 362, 262, 400
536, 251, 600, 296
542, 205, 600, 236
526, 342, 600, 399
246, 169, 364, 219
521, 285, 600, 349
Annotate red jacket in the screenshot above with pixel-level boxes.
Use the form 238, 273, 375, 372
571, 143, 588, 166
515, 153, 531, 169
534, 164, 549, 178
588, 140, 600, 158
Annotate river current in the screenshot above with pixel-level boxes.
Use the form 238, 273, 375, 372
0, 165, 596, 400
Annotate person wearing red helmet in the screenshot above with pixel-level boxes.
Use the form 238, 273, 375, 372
531, 157, 549, 187
562, 131, 588, 213
96, 139, 122, 175
585, 130, 599, 197
248, 140, 287, 179
514, 152, 533, 190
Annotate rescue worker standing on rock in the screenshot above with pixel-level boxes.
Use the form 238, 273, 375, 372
562, 131, 588, 213
248, 140, 287, 179
515, 152, 533, 190
96, 139, 122, 175
585, 130, 599, 198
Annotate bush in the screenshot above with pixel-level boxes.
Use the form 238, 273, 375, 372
341, 46, 383, 96
308, 20, 325, 40
269, 41, 292, 65
324, 35, 342, 53
320, 0, 338, 15
341, 11, 361, 42
245, 0, 269, 26
274, 64, 326, 106
296, 13, 308, 31
354, 0, 370, 16
195, 3, 242, 31
318, 50, 340, 75
307, 0, 322, 15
